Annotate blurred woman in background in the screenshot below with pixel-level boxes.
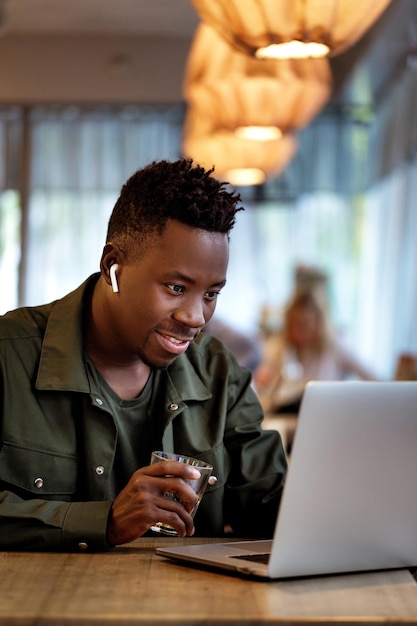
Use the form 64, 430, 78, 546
254, 290, 377, 414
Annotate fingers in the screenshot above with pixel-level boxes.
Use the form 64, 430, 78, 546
107, 487, 195, 545
106, 462, 200, 546
153, 491, 196, 537
153, 475, 198, 513
146, 460, 201, 512
149, 460, 201, 481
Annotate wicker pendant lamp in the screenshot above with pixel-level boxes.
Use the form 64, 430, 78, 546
191, 0, 392, 59
184, 23, 332, 135
183, 90, 298, 186
183, 113, 298, 186
182, 23, 328, 184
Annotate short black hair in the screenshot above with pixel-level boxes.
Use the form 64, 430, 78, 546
106, 158, 243, 254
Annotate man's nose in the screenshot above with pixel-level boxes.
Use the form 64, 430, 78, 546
173, 297, 206, 328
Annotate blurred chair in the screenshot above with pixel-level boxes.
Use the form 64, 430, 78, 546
395, 353, 417, 380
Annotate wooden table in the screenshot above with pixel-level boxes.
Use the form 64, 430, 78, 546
1, 537, 417, 625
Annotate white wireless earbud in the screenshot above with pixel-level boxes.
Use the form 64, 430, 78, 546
109, 263, 119, 293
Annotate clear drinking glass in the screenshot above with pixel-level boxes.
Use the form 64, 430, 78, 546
149, 450, 213, 536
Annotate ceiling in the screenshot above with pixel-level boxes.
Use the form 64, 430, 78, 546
1, 0, 416, 108
1, 0, 199, 36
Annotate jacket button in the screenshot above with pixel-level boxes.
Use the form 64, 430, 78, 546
78, 542, 88, 550
95, 465, 105, 476
169, 403, 178, 411
95, 398, 103, 406
34, 477, 44, 489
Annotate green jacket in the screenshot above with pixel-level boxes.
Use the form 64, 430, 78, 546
0, 276, 287, 551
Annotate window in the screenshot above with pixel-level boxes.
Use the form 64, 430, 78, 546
1, 103, 415, 379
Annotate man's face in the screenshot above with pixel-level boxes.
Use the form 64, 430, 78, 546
109, 220, 229, 368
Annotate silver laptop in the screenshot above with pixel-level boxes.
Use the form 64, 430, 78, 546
156, 381, 417, 579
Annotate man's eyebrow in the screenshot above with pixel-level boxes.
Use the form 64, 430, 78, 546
165, 271, 226, 289
209, 279, 227, 289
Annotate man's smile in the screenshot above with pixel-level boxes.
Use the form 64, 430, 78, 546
155, 330, 192, 356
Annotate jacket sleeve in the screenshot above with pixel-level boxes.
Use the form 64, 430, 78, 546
0, 488, 112, 551
0, 303, 115, 552
223, 370, 288, 538
175, 334, 288, 539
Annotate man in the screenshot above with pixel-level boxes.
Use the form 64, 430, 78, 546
0, 158, 287, 551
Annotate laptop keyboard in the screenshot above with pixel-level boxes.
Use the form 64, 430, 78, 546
229, 553, 270, 565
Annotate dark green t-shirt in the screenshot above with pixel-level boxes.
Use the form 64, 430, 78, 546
84, 359, 158, 496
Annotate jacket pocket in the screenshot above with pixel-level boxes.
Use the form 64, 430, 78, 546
0, 441, 78, 497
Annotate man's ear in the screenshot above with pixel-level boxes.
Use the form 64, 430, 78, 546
100, 243, 125, 290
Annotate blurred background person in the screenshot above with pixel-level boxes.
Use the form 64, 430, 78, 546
254, 289, 378, 415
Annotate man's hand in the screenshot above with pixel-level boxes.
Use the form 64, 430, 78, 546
106, 461, 201, 546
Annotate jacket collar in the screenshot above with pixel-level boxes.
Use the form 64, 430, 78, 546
36, 274, 212, 403
36, 274, 98, 393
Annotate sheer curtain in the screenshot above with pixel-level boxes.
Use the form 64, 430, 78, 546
354, 157, 417, 378
23, 105, 184, 305
0, 107, 22, 313
352, 40, 417, 378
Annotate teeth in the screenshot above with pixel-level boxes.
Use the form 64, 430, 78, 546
168, 337, 183, 344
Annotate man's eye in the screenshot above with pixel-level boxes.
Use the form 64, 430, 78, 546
166, 283, 184, 294
205, 290, 221, 300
